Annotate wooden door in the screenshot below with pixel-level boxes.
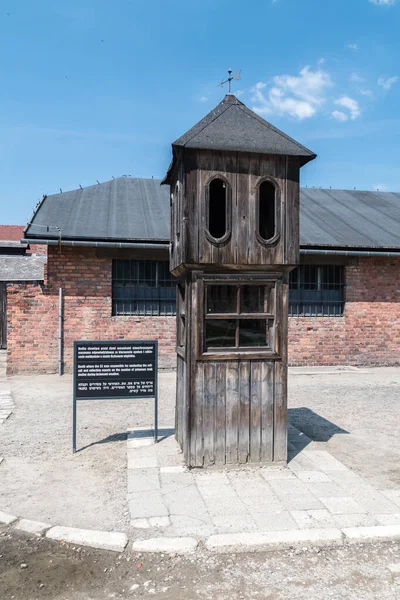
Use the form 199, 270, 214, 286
0, 283, 6, 349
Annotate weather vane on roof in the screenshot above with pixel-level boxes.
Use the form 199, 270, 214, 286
218, 68, 241, 94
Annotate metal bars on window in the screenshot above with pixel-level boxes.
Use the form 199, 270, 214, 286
289, 265, 344, 317
112, 260, 176, 316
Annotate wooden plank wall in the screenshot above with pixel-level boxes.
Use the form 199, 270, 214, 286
187, 358, 287, 467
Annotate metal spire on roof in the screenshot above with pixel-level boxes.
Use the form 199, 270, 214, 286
218, 68, 241, 93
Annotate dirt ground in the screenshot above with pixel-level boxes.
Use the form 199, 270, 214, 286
1, 525, 400, 600
0, 358, 399, 530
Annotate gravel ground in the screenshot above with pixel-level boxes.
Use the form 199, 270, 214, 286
0, 350, 399, 530
1, 525, 400, 599
288, 367, 400, 491
0, 363, 175, 531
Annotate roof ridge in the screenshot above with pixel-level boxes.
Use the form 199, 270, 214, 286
236, 104, 315, 156
176, 100, 233, 148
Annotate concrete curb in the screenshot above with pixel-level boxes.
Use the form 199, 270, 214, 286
205, 528, 343, 553
132, 537, 198, 554
2, 508, 400, 555
46, 526, 128, 552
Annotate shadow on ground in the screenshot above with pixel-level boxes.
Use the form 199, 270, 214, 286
288, 407, 349, 460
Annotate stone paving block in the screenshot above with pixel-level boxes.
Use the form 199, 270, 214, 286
278, 494, 324, 511
127, 468, 160, 494
163, 484, 210, 521
127, 438, 154, 448
241, 495, 285, 514
268, 478, 310, 496
205, 528, 343, 553
195, 472, 230, 487
260, 468, 296, 481
160, 471, 195, 494
128, 455, 158, 469
297, 471, 332, 483
327, 469, 366, 490
132, 537, 198, 554
129, 490, 168, 519
149, 516, 171, 528
376, 513, 400, 526
388, 563, 400, 580
131, 519, 150, 528
319, 496, 367, 515
212, 514, 257, 533
252, 511, 298, 532
291, 509, 335, 529
202, 496, 249, 517
160, 466, 187, 473
287, 454, 318, 473
168, 515, 213, 537
303, 451, 348, 472
197, 484, 238, 500
333, 513, 379, 528
342, 525, 400, 543
229, 478, 274, 498
354, 491, 400, 515
304, 481, 350, 498
0, 511, 17, 525
14, 519, 51, 536
382, 490, 400, 507
46, 526, 127, 552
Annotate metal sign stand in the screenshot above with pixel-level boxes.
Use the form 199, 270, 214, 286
72, 340, 158, 454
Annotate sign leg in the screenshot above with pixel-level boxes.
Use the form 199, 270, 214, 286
73, 394, 77, 453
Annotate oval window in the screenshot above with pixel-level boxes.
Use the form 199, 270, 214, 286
258, 181, 276, 241
208, 178, 227, 239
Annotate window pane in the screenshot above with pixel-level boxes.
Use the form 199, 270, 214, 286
239, 320, 268, 347
112, 259, 176, 316
259, 181, 275, 241
208, 178, 227, 239
289, 265, 344, 317
205, 319, 236, 348
241, 286, 264, 313
207, 285, 237, 313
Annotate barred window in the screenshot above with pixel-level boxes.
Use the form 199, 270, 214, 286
112, 260, 176, 316
289, 265, 344, 317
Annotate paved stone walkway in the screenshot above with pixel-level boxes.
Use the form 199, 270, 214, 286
127, 426, 400, 540
0, 389, 14, 425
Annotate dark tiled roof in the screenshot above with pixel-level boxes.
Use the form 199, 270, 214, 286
24, 177, 400, 250
25, 177, 170, 243
172, 95, 316, 163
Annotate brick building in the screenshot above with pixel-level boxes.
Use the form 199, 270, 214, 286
4, 176, 398, 374
5, 96, 400, 375
0, 225, 46, 350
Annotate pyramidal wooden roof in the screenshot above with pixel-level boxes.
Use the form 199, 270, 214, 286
163, 95, 316, 182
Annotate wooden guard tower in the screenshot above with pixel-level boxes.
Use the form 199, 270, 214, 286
163, 94, 316, 467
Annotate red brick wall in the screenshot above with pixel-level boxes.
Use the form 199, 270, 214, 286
0, 225, 47, 255
6, 250, 400, 374
288, 257, 400, 366
7, 247, 176, 374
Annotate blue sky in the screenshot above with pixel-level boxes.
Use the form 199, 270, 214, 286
1, 0, 400, 224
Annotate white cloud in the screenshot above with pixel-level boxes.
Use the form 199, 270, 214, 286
332, 110, 349, 122
378, 76, 399, 90
199, 96, 208, 103
234, 89, 244, 97
349, 73, 365, 83
348, 43, 359, 51
373, 184, 389, 191
334, 96, 361, 120
369, 0, 396, 5
360, 89, 374, 97
251, 66, 333, 120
